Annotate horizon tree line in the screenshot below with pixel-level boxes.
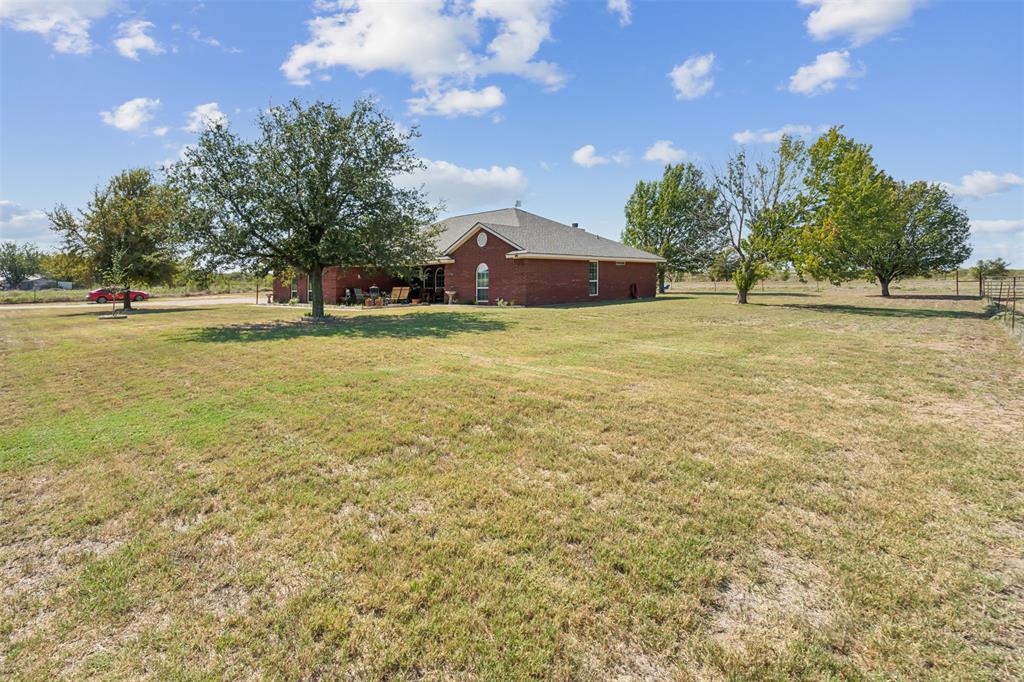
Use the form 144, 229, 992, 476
621, 126, 974, 302
0, 107, 994, 310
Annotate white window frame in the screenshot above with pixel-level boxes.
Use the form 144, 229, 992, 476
476, 263, 489, 303
588, 261, 599, 296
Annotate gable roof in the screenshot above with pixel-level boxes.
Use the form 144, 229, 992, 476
430, 208, 665, 263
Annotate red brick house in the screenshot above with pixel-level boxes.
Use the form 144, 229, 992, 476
273, 208, 663, 305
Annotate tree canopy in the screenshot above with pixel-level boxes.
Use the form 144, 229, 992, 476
970, 258, 1010, 281
622, 162, 726, 289
713, 137, 807, 303
801, 127, 971, 296
167, 98, 438, 317
0, 242, 42, 289
49, 168, 183, 307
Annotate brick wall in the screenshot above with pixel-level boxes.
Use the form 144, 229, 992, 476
270, 227, 658, 307
273, 267, 403, 304
445, 228, 525, 304
519, 259, 657, 305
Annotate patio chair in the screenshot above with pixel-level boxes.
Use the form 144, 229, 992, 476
351, 288, 365, 305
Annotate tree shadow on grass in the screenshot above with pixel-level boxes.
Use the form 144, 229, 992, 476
677, 290, 815, 298
58, 307, 214, 318
771, 303, 990, 320
885, 294, 983, 301
182, 311, 511, 343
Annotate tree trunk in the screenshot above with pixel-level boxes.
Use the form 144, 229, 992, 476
878, 276, 891, 298
310, 264, 325, 318
733, 262, 756, 304
657, 269, 665, 295
122, 287, 132, 310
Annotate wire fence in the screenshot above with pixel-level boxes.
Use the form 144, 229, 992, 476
980, 276, 1022, 345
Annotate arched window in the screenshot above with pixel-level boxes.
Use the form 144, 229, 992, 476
424, 268, 433, 290
476, 263, 489, 303
435, 267, 445, 290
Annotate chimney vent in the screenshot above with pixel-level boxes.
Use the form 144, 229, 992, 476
571, 222, 579, 228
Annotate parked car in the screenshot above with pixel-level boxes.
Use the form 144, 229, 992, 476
86, 288, 150, 303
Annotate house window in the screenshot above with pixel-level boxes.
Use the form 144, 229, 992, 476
589, 262, 599, 296
477, 231, 488, 247
476, 263, 489, 302
291, 279, 298, 300
435, 267, 445, 290
424, 268, 433, 289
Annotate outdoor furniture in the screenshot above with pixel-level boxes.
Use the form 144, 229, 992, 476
388, 286, 410, 304
351, 288, 366, 305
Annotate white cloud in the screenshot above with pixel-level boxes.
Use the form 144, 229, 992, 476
643, 140, 688, 163
788, 50, 861, 95
398, 159, 527, 212
732, 124, 823, 144
669, 53, 715, 101
114, 19, 164, 60
572, 144, 609, 168
184, 102, 227, 132
970, 219, 1024, 234
608, 0, 631, 26
800, 0, 922, 47
407, 85, 506, 117
0, 0, 116, 54
188, 28, 241, 53
942, 171, 1024, 199
0, 200, 55, 245
100, 97, 161, 132
153, 126, 169, 137
280, 0, 565, 109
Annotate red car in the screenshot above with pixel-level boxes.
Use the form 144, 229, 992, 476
86, 288, 150, 303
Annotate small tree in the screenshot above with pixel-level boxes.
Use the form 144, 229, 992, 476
970, 258, 1009, 281
622, 162, 727, 291
40, 250, 93, 287
100, 248, 130, 317
714, 137, 807, 303
167, 99, 438, 318
49, 168, 183, 309
801, 128, 972, 297
0, 242, 42, 290
706, 248, 737, 284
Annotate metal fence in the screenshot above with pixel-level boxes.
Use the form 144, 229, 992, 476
981, 276, 1022, 342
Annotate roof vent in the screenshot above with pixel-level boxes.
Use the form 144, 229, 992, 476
572, 222, 579, 228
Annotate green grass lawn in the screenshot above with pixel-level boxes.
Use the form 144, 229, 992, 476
1, 284, 1021, 680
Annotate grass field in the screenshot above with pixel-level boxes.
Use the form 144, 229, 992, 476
1, 283, 1022, 679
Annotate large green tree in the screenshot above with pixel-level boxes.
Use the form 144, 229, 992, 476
49, 168, 182, 309
167, 99, 438, 318
622, 162, 727, 291
714, 136, 807, 303
0, 242, 42, 290
801, 128, 972, 297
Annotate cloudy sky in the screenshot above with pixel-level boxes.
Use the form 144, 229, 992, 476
1, 0, 1021, 265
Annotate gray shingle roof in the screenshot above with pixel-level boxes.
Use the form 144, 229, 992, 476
429, 208, 664, 262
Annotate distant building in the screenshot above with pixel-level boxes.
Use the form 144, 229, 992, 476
17, 275, 58, 291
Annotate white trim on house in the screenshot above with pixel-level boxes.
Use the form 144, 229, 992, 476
504, 252, 665, 263
444, 222, 523, 255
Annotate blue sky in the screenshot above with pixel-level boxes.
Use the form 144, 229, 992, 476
2, 0, 1022, 265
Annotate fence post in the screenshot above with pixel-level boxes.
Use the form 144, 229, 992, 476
955, 269, 959, 298
979, 272, 983, 298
